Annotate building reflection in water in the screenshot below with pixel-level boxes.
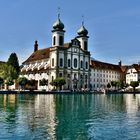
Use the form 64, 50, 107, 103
0, 94, 140, 139
34, 94, 56, 139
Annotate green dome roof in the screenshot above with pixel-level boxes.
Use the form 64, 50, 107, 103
77, 25, 88, 36
53, 16, 64, 30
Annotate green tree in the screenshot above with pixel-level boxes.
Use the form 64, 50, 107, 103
130, 81, 139, 92
40, 78, 48, 86
18, 77, 28, 89
50, 77, 66, 90
0, 63, 17, 89
27, 79, 37, 90
6, 79, 14, 86
0, 63, 17, 80
111, 81, 119, 89
107, 83, 111, 89
7, 53, 20, 75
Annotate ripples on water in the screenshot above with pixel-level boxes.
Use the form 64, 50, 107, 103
0, 94, 140, 140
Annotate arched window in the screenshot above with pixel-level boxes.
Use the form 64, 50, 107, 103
68, 59, 71, 67
53, 36, 56, 45
74, 58, 77, 68
60, 58, 63, 67
59, 36, 64, 46
52, 58, 54, 67
86, 62, 88, 69
84, 41, 87, 50
81, 60, 83, 68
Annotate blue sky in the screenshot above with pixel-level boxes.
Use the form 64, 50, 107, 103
0, 0, 140, 65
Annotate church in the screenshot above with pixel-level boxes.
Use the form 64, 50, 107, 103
21, 14, 91, 91
21, 15, 125, 91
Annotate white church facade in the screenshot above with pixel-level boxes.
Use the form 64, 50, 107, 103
21, 15, 126, 91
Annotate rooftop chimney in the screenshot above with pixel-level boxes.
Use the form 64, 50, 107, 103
118, 60, 122, 66
34, 40, 38, 52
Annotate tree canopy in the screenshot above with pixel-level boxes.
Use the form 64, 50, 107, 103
111, 81, 119, 89
18, 77, 28, 89
40, 78, 48, 86
0, 63, 17, 80
107, 83, 111, 89
7, 53, 20, 75
50, 77, 66, 90
130, 81, 139, 91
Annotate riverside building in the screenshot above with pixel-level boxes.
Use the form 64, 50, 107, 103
126, 64, 140, 84
21, 15, 126, 91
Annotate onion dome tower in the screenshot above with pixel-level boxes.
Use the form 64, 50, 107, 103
76, 21, 89, 51
52, 14, 65, 47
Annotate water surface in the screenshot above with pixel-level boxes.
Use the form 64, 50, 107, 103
0, 94, 140, 140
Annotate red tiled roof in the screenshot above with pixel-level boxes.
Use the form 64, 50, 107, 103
64, 43, 71, 48
23, 43, 72, 64
90, 60, 123, 72
120, 65, 128, 73
132, 64, 140, 72
23, 48, 50, 64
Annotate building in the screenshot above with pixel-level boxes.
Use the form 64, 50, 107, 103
21, 15, 126, 91
21, 15, 90, 91
126, 64, 140, 84
90, 60, 126, 90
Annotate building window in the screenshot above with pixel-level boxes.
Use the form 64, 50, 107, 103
59, 73, 62, 77
53, 36, 56, 45
52, 58, 54, 67
81, 60, 83, 68
74, 58, 77, 68
59, 36, 64, 46
86, 62, 88, 69
60, 58, 63, 67
68, 59, 71, 67
84, 41, 87, 50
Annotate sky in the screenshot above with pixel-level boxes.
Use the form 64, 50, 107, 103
0, 0, 140, 65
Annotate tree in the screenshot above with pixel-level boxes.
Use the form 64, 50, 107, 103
6, 78, 14, 86
0, 63, 17, 80
7, 53, 20, 75
50, 77, 66, 90
0, 63, 17, 89
107, 83, 111, 89
130, 81, 139, 92
111, 81, 119, 89
40, 78, 48, 86
18, 77, 28, 89
27, 79, 37, 90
